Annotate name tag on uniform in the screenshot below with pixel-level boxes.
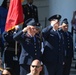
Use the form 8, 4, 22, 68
50, 34, 54, 36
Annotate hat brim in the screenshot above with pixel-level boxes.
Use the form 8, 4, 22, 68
48, 15, 61, 21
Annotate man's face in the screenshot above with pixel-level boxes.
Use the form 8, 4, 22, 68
54, 21, 59, 30
62, 23, 68, 31
30, 61, 42, 75
27, 26, 39, 36
51, 19, 60, 30
27, 0, 33, 4
31, 26, 39, 33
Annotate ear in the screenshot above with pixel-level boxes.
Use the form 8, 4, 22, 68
30, 66, 31, 71
40, 66, 43, 71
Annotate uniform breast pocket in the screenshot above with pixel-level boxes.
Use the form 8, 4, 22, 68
25, 38, 31, 44
50, 34, 55, 38
49, 34, 55, 42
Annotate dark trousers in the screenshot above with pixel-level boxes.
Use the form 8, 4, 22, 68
4, 50, 20, 75
63, 57, 72, 75
20, 64, 30, 75
0, 38, 4, 56
44, 62, 63, 75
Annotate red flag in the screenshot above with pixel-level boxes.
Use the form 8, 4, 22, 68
5, 0, 24, 31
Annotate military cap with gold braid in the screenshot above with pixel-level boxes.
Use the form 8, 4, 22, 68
48, 14, 61, 21
24, 18, 41, 28
61, 18, 68, 25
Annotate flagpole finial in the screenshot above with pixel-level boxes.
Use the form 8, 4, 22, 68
21, 0, 24, 2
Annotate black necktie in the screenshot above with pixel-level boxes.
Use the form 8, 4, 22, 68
56, 30, 61, 39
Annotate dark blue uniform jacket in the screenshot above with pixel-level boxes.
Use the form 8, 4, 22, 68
42, 25, 65, 64
13, 31, 42, 65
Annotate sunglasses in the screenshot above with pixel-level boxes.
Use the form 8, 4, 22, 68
31, 65, 41, 68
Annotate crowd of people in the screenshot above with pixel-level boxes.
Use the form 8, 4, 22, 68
0, 0, 75, 75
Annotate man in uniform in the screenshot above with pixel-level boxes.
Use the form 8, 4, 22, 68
59, 18, 73, 75
13, 18, 42, 75
22, 0, 39, 28
2, 28, 21, 75
42, 14, 65, 75
0, 0, 10, 58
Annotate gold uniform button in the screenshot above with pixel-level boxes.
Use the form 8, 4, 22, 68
34, 43, 36, 45
35, 53, 37, 55
59, 44, 60, 46
35, 50, 37, 51
68, 46, 70, 48
28, 12, 30, 15
68, 40, 69, 42
34, 46, 36, 48
59, 49, 60, 51
68, 43, 70, 45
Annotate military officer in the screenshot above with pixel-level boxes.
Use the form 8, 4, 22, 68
0, 0, 10, 58
42, 14, 65, 75
2, 28, 21, 75
13, 18, 42, 75
0, 34, 4, 57
59, 18, 73, 75
22, 0, 39, 28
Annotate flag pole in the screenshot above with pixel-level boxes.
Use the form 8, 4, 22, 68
15, 41, 17, 56
13, 41, 18, 61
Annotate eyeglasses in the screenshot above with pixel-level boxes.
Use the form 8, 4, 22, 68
31, 65, 41, 68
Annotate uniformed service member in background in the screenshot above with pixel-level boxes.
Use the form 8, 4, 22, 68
22, 0, 39, 28
2, 28, 21, 75
0, 33, 4, 57
13, 18, 42, 75
42, 14, 65, 75
0, 0, 10, 58
59, 18, 73, 75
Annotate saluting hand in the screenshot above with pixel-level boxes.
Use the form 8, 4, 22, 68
51, 19, 58, 26
22, 26, 32, 32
